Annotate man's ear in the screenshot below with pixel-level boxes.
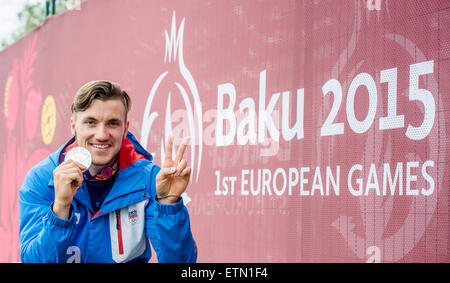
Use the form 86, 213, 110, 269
70, 115, 76, 136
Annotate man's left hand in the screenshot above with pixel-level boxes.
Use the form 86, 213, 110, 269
155, 135, 191, 204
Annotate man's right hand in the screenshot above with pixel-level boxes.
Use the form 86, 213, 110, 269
52, 159, 86, 219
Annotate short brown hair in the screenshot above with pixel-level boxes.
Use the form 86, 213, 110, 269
71, 80, 131, 119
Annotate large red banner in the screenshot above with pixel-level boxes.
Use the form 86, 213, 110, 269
0, 0, 449, 262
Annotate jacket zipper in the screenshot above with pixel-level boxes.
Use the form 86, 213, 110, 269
115, 210, 124, 255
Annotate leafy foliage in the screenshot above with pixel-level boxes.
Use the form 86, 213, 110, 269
1, 1, 73, 50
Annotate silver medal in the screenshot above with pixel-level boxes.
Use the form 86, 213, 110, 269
65, 146, 92, 171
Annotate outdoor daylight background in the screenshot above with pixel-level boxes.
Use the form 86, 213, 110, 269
0, 0, 449, 263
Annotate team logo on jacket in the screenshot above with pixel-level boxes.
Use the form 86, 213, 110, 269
128, 209, 138, 224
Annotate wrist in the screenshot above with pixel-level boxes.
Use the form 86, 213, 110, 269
52, 201, 72, 219
156, 194, 180, 204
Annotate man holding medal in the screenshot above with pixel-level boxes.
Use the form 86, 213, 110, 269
19, 80, 197, 263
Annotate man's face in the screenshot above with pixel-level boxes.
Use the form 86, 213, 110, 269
70, 99, 129, 173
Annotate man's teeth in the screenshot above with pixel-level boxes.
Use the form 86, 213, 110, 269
92, 144, 109, 148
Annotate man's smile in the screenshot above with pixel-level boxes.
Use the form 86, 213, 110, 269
89, 143, 112, 151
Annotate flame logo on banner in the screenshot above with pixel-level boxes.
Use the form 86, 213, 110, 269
142, 12, 203, 187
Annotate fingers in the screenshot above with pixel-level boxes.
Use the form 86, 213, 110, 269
179, 166, 191, 177
175, 159, 187, 176
164, 135, 190, 163
52, 159, 85, 218
63, 168, 84, 188
157, 166, 177, 178
157, 160, 191, 178
56, 159, 85, 187
61, 159, 86, 171
164, 134, 174, 162
72, 160, 87, 171
67, 171, 83, 188
162, 134, 190, 177
175, 136, 190, 163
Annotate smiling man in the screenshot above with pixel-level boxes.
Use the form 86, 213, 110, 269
19, 80, 197, 263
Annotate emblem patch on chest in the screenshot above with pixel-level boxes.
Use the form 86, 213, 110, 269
128, 209, 138, 224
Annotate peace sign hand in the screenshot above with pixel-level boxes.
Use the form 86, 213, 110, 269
155, 135, 191, 204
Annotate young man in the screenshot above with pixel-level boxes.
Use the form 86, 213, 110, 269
19, 80, 197, 263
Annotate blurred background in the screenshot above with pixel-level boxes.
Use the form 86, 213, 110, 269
0, 0, 81, 51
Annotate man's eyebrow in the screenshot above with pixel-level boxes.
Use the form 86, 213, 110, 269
82, 116, 98, 121
81, 116, 123, 123
108, 118, 122, 123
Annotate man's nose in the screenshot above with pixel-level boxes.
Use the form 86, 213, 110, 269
95, 124, 109, 140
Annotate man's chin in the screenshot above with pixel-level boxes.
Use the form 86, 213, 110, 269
91, 158, 116, 169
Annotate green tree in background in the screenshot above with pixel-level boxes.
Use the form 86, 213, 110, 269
1, 0, 78, 50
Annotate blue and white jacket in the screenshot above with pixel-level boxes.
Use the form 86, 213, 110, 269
19, 132, 198, 263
